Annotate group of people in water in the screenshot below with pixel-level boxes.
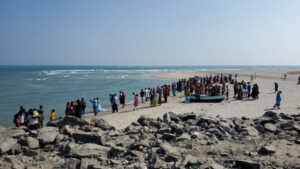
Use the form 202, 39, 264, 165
13, 105, 55, 130
14, 72, 298, 129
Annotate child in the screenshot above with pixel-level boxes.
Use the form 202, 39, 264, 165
50, 109, 56, 121
133, 94, 139, 111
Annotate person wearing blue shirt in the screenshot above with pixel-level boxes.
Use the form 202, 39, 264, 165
90, 98, 98, 115
273, 91, 282, 109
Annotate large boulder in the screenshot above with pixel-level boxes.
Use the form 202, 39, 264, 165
37, 127, 59, 144
0, 138, 18, 156
66, 143, 109, 158
72, 130, 106, 145
94, 119, 115, 131
7, 128, 28, 138
235, 160, 260, 169
263, 111, 279, 120
26, 136, 40, 149
47, 116, 89, 128
264, 123, 277, 132
178, 112, 196, 121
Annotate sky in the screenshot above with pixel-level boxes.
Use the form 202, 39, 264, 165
0, 0, 299, 65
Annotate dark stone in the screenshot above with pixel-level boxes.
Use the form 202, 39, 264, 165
178, 112, 196, 121
94, 119, 115, 131
258, 146, 276, 155
263, 111, 279, 120
72, 131, 106, 145
47, 116, 89, 128
235, 160, 260, 169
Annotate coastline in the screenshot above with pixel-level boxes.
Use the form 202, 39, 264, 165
85, 69, 300, 130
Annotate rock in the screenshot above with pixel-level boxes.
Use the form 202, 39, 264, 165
181, 154, 202, 168
23, 147, 38, 157
37, 127, 59, 144
72, 130, 106, 145
198, 116, 218, 125
47, 116, 89, 128
0, 125, 6, 133
263, 111, 279, 120
161, 133, 176, 141
264, 123, 277, 132
178, 112, 196, 121
279, 113, 294, 120
209, 163, 225, 169
168, 112, 181, 123
258, 145, 276, 155
235, 160, 260, 169
26, 137, 40, 149
94, 119, 115, 131
137, 115, 152, 126
66, 143, 109, 158
7, 128, 28, 138
80, 158, 99, 169
151, 156, 167, 169
163, 113, 171, 123
164, 155, 179, 162
109, 146, 126, 157
241, 126, 259, 136
0, 138, 18, 155
61, 125, 75, 135
159, 143, 178, 155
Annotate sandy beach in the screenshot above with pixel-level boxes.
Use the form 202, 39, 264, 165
87, 69, 300, 130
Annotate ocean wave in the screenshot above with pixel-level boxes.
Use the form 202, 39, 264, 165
36, 78, 47, 81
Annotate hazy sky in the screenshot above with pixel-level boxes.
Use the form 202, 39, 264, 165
0, 0, 299, 65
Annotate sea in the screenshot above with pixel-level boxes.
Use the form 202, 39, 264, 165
0, 65, 299, 127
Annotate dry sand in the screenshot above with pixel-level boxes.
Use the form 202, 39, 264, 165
87, 69, 300, 130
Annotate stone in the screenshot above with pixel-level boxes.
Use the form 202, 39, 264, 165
151, 156, 167, 169
159, 143, 178, 155
161, 133, 176, 141
61, 125, 75, 135
163, 113, 171, 123
241, 126, 259, 136
235, 160, 260, 169
7, 128, 28, 138
94, 119, 115, 131
66, 143, 109, 158
72, 130, 106, 145
0, 125, 6, 133
109, 146, 126, 157
26, 137, 40, 149
137, 115, 152, 126
178, 112, 196, 121
258, 146, 276, 155
23, 148, 38, 157
263, 111, 279, 120
264, 123, 277, 132
47, 116, 89, 128
37, 127, 59, 144
168, 112, 181, 123
181, 154, 202, 168
0, 138, 18, 155
80, 158, 99, 169
209, 163, 225, 169
279, 113, 294, 120
164, 155, 179, 162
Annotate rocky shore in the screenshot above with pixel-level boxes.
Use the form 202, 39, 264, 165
0, 111, 300, 169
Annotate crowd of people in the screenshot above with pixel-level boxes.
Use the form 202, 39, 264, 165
65, 98, 87, 118
15, 72, 296, 130
13, 105, 53, 129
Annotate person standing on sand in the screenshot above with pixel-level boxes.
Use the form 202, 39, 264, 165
81, 98, 86, 115
140, 89, 145, 103
96, 97, 102, 113
133, 94, 139, 111
112, 94, 119, 113
274, 82, 278, 93
273, 91, 282, 109
90, 97, 98, 115
298, 75, 300, 84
